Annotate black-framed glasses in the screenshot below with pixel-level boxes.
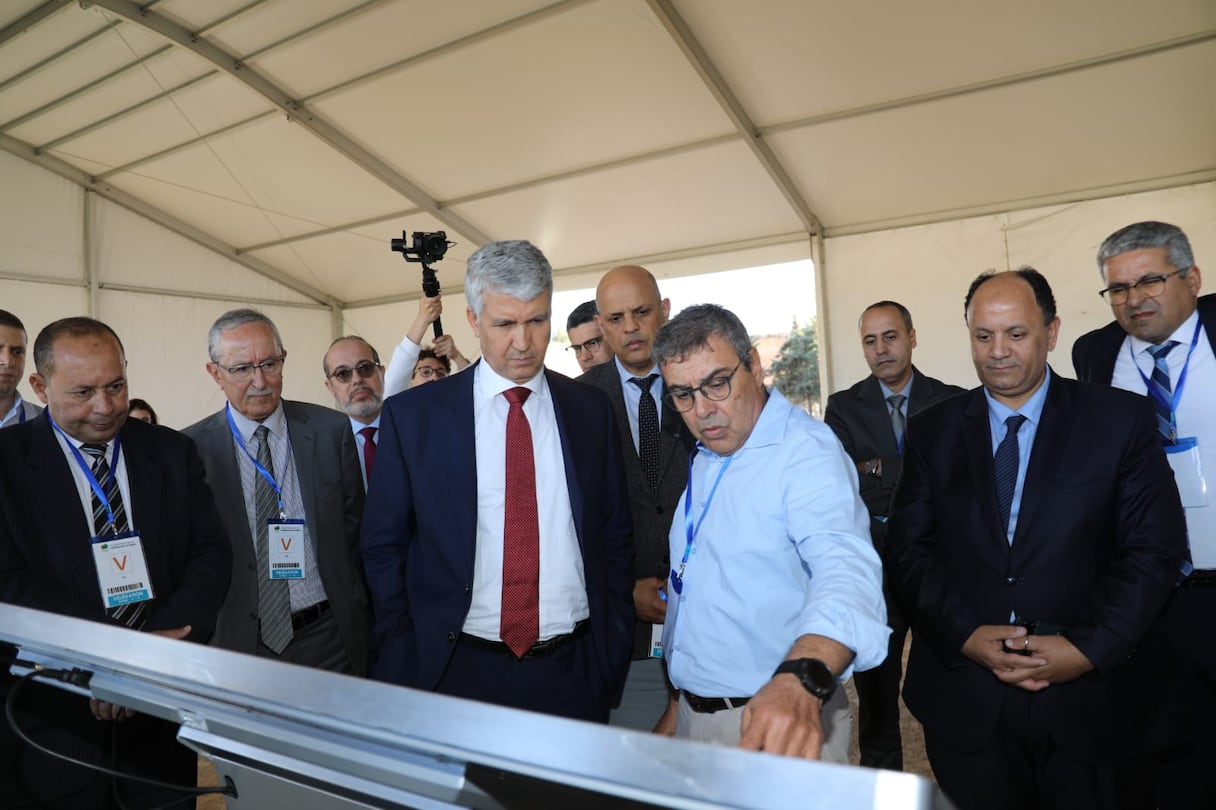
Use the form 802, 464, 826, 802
663, 361, 743, 412
327, 360, 381, 384
1098, 268, 1189, 305
217, 356, 286, 381
412, 365, 447, 380
566, 336, 603, 356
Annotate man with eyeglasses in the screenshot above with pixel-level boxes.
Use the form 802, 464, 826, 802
381, 294, 470, 396
410, 348, 449, 387
186, 309, 370, 676
565, 300, 613, 373
578, 265, 697, 730
651, 304, 887, 762
323, 336, 386, 490
1073, 220, 1214, 810
823, 301, 963, 771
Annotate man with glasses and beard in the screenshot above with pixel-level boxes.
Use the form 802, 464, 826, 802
651, 304, 887, 762
324, 336, 386, 490
186, 309, 370, 675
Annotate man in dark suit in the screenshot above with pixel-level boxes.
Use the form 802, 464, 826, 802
185, 309, 369, 675
0, 317, 232, 809
1072, 220, 1214, 809
361, 240, 634, 723
824, 300, 963, 770
886, 269, 1187, 810
0, 309, 42, 428
579, 264, 696, 729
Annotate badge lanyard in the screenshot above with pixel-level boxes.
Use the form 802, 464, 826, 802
669, 449, 734, 595
1130, 316, 1202, 445
225, 404, 287, 519
49, 414, 127, 533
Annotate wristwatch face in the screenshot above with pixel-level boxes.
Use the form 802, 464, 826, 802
800, 659, 835, 693
864, 459, 879, 476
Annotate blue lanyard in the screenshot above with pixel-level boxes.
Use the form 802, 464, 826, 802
670, 449, 734, 594
17, 404, 26, 424
49, 415, 125, 533
225, 405, 287, 519
1130, 316, 1202, 444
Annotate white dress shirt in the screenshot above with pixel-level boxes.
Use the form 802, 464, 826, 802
51, 429, 133, 537
463, 363, 589, 641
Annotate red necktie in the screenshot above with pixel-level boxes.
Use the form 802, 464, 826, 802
359, 426, 377, 482
501, 387, 539, 657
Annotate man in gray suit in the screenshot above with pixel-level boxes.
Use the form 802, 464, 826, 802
185, 309, 370, 674
580, 265, 697, 729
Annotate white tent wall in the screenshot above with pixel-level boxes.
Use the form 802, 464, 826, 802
821, 182, 1216, 395
0, 149, 336, 428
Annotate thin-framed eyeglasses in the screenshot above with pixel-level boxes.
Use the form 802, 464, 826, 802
1098, 268, 1189, 305
327, 360, 381, 384
566, 336, 603, 356
217, 356, 286, 381
663, 361, 743, 412
413, 365, 447, 380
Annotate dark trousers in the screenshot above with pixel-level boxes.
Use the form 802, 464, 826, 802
0, 678, 196, 810
1155, 584, 1216, 810
924, 688, 1156, 810
255, 607, 352, 673
853, 576, 908, 770
437, 632, 608, 723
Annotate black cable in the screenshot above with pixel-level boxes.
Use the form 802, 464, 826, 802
4, 667, 237, 805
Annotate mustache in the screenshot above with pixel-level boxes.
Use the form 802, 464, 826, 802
246, 386, 274, 396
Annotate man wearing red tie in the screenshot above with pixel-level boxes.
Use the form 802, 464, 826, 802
360, 240, 635, 721
323, 336, 387, 490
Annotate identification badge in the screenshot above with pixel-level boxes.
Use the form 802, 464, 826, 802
649, 622, 664, 659
268, 519, 306, 579
1166, 437, 1208, 508
91, 532, 154, 609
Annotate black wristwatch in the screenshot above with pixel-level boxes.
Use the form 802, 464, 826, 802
773, 658, 836, 703
863, 458, 880, 477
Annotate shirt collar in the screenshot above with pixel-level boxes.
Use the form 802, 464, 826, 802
228, 400, 286, 442
878, 371, 915, 403
349, 413, 380, 434
2, 392, 24, 424
475, 361, 549, 403
614, 356, 659, 386
984, 365, 1052, 427
1127, 307, 1201, 356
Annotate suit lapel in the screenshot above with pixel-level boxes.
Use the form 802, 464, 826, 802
284, 402, 320, 527
1010, 375, 1071, 548
122, 426, 162, 552
859, 377, 898, 457
447, 365, 479, 567
547, 371, 586, 552
203, 411, 253, 549
961, 390, 1006, 552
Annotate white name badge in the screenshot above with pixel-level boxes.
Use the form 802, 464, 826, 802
1166, 437, 1208, 508
268, 519, 306, 580
650, 622, 664, 659
91, 532, 154, 610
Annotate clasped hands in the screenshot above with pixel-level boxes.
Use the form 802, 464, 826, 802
961, 624, 1093, 691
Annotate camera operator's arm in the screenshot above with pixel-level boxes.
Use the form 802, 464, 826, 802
384, 296, 441, 397
433, 334, 470, 371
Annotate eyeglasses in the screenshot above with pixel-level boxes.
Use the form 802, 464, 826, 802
566, 336, 603, 356
327, 360, 381, 384
1098, 268, 1189, 305
663, 362, 743, 412
413, 365, 447, 380
217, 356, 286, 381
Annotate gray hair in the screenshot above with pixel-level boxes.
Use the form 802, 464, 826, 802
465, 240, 552, 316
653, 304, 753, 369
207, 308, 284, 363
1097, 221, 1195, 279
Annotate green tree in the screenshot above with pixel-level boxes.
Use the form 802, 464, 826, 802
769, 319, 820, 411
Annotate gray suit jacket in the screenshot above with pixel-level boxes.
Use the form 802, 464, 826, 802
579, 361, 697, 659
184, 399, 370, 674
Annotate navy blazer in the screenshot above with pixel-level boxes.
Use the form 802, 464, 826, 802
361, 364, 635, 704
886, 375, 1187, 760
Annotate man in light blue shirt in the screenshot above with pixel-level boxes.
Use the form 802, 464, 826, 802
652, 304, 888, 762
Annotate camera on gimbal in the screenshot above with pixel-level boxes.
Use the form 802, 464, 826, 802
390, 230, 454, 337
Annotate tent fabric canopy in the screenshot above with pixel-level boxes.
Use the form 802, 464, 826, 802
2, 0, 1213, 308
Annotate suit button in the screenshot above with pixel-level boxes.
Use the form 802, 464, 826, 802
1007, 577, 1019, 585
447, 632, 456, 642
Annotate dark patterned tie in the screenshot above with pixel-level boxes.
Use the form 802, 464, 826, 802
1148, 341, 1179, 443
81, 443, 145, 630
993, 414, 1027, 538
252, 425, 293, 653
358, 426, 377, 482
630, 375, 661, 491
501, 387, 539, 657
887, 393, 907, 450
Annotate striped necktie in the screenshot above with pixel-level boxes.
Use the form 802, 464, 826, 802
252, 425, 294, 653
81, 443, 146, 630
993, 415, 1027, 539
1147, 341, 1179, 443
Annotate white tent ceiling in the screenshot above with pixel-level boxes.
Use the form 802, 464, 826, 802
1, 0, 1213, 312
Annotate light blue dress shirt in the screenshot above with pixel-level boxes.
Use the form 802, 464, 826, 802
984, 366, 1051, 545
662, 387, 889, 698
614, 356, 663, 454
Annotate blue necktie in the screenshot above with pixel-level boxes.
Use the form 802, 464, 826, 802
1148, 341, 1179, 443
994, 414, 1027, 538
